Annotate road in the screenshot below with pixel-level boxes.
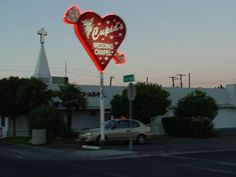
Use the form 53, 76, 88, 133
1, 149, 236, 177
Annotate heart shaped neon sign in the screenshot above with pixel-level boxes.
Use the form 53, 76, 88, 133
64, 5, 126, 72
75, 12, 126, 71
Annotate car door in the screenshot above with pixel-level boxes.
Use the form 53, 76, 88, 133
115, 120, 130, 141
131, 120, 141, 140
107, 120, 130, 142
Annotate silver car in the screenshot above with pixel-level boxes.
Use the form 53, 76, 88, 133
79, 119, 152, 145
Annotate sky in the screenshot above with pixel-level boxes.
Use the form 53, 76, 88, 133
0, 0, 236, 88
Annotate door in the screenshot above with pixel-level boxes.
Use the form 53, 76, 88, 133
107, 120, 130, 142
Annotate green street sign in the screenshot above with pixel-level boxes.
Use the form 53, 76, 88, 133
123, 74, 135, 82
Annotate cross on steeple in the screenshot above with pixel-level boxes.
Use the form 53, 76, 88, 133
37, 28, 47, 45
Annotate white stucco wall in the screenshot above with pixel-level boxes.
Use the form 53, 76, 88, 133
16, 116, 29, 136
213, 108, 236, 128
10, 84, 236, 136
71, 111, 100, 132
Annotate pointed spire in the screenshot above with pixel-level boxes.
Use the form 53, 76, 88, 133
34, 28, 51, 84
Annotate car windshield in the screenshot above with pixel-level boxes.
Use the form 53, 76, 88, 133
104, 120, 117, 129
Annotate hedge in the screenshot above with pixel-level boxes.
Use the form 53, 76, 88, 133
162, 116, 215, 138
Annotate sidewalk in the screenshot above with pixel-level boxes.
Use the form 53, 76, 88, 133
1, 134, 236, 161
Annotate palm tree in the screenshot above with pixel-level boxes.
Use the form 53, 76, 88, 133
58, 84, 87, 130
16, 77, 53, 112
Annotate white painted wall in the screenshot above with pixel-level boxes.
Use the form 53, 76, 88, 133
213, 108, 236, 128
0, 117, 9, 137
11, 84, 236, 136
71, 111, 100, 132
16, 116, 29, 136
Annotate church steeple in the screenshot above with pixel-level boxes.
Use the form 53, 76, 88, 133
34, 28, 51, 84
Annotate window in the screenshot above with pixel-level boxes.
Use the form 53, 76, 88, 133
116, 120, 130, 128
105, 120, 117, 129
1, 117, 5, 127
132, 120, 140, 128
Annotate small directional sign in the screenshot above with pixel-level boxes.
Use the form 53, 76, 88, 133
123, 74, 135, 82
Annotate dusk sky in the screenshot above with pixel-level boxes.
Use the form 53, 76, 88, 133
1, 0, 236, 88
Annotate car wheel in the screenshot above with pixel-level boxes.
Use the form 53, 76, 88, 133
96, 135, 107, 146
136, 134, 146, 144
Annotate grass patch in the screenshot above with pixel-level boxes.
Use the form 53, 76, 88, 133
0, 136, 31, 144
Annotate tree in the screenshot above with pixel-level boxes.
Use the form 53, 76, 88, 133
0, 77, 53, 136
58, 84, 87, 130
16, 77, 53, 114
110, 94, 129, 118
175, 89, 219, 120
110, 82, 171, 124
0, 77, 22, 136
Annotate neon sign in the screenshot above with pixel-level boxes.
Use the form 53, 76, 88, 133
64, 5, 126, 72
64, 4, 127, 144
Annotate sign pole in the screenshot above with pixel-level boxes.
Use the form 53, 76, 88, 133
126, 82, 136, 151
99, 71, 105, 145
129, 83, 133, 151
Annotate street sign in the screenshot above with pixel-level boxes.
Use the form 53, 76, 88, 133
123, 74, 135, 82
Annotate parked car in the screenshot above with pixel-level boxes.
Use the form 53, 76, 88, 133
79, 119, 152, 145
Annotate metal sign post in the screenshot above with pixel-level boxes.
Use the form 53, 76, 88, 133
127, 83, 136, 151
129, 98, 133, 151
99, 72, 105, 145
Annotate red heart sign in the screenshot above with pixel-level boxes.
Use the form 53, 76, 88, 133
74, 12, 126, 72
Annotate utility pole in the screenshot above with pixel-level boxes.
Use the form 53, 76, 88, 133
65, 62, 68, 77
169, 76, 178, 87
188, 73, 191, 88
146, 77, 149, 84
110, 76, 114, 86
177, 74, 186, 88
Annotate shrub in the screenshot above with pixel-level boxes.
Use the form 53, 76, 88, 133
162, 117, 181, 136
162, 116, 215, 138
175, 90, 219, 120
188, 117, 215, 138
28, 105, 67, 139
163, 90, 218, 138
